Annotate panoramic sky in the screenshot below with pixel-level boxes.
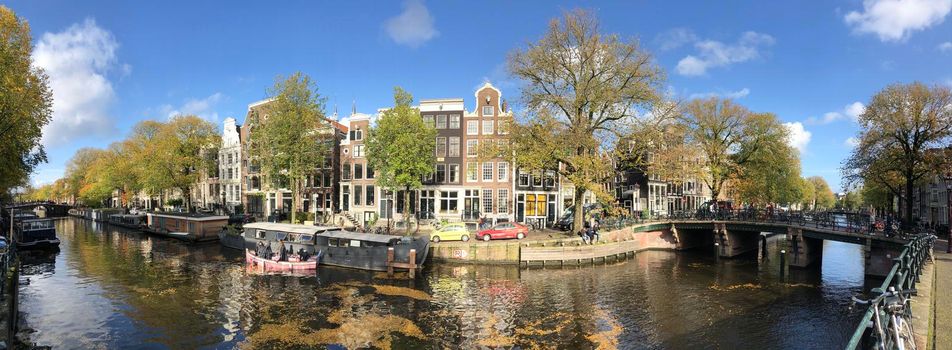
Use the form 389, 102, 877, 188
9, 0, 952, 192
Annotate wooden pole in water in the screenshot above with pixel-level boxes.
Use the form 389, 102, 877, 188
408, 249, 416, 279
387, 247, 394, 277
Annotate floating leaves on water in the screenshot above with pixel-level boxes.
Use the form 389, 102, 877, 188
708, 283, 763, 291
370, 284, 432, 301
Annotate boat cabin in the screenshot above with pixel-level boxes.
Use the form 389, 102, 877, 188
147, 212, 228, 241
315, 231, 405, 248
242, 222, 342, 246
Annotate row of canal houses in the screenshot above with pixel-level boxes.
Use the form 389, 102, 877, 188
137, 82, 710, 229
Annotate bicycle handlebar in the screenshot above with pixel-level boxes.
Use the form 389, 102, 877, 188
851, 288, 917, 305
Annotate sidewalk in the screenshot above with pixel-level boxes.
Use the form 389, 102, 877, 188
917, 238, 952, 350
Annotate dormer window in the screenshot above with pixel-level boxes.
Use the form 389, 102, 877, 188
482, 106, 494, 116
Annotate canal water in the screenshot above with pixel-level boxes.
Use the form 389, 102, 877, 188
16, 218, 867, 349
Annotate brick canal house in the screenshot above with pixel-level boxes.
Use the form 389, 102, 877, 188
219, 117, 243, 214
464, 83, 515, 226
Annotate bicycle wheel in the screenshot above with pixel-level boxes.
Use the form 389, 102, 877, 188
894, 316, 916, 350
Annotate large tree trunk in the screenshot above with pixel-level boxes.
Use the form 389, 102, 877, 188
404, 187, 412, 236
904, 176, 914, 227
573, 186, 586, 233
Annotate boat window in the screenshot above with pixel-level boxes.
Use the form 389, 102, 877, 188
350, 240, 361, 248
339, 239, 350, 247
298, 235, 313, 242
329, 238, 338, 247
256, 230, 266, 239
275, 232, 288, 241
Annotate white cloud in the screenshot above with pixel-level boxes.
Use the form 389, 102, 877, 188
32, 19, 122, 147
805, 101, 866, 124
784, 122, 812, 153
655, 27, 698, 51
939, 41, 952, 52
384, 0, 438, 48
845, 136, 861, 148
676, 31, 775, 76
688, 87, 750, 100
844, 0, 952, 42
158, 93, 225, 122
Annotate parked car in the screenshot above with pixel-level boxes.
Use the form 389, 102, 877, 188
476, 222, 528, 241
430, 223, 471, 243
554, 204, 600, 231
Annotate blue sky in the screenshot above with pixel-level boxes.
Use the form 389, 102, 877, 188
10, 0, 952, 192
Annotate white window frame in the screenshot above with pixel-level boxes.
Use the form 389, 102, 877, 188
448, 137, 460, 157
498, 119, 509, 135
497, 162, 508, 182
482, 162, 493, 181
482, 106, 494, 116
448, 164, 459, 183
482, 189, 493, 213
466, 140, 478, 157
436, 137, 446, 157
482, 120, 494, 135
353, 144, 365, 158
436, 114, 447, 129
466, 120, 478, 135
497, 189, 509, 213
449, 114, 461, 129
466, 162, 478, 181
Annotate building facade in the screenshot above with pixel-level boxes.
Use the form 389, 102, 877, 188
220, 117, 242, 213
462, 83, 514, 225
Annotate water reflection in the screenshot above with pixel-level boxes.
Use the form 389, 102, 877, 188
16, 219, 866, 349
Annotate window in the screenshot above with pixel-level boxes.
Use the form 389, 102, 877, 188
449, 114, 460, 129
349, 129, 362, 141
228, 153, 233, 164
323, 172, 331, 187
354, 164, 363, 180
439, 191, 458, 213
366, 165, 375, 179
436, 164, 446, 183
482, 189, 493, 213
354, 185, 363, 206
497, 162, 508, 181
467, 140, 478, 157
466, 162, 478, 181
533, 172, 543, 187
421, 190, 435, 214
519, 172, 529, 187
482, 120, 494, 135
467, 120, 478, 135
482, 162, 493, 181
367, 185, 375, 205
448, 137, 460, 157
436, 137, 446, 157
353, 144, 365, 157
482, 106, 494, 116
436, 115, 447, 129
449, 164, 459, 183
544, 171, 555, 188
497, 189, 509, 213
423, 115, 434, 127
498, 119, 509, 135
342, 163, 351, 180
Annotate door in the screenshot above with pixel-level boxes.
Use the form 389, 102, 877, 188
342, 186, 350, 212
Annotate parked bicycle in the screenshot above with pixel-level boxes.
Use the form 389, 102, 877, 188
850, 286, 917, 350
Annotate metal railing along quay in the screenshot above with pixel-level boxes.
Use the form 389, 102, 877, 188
844, 234, 934, 349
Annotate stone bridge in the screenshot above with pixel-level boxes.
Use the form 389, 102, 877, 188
3, 202, 73, 218
636, 219, 909, 278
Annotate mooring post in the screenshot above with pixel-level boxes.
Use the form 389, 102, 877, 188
408, 249, 416, 279
780, 249, 786, 279
387, 247, 395, 277
714, 242, 720, 261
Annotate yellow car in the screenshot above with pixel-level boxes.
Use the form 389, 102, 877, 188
430, 223, 471, 243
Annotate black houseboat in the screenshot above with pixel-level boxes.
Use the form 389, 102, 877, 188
12, 213, 60, 249
236, 222, 430, 272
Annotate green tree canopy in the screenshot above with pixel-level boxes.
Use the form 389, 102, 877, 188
732, 113, 803, 206
249, 72, 331, 223
506, 9, 666, 231
0, 6, 52, 196
807, 176, 835, 209
366, 87, 437, 232
842, 82, 952, 223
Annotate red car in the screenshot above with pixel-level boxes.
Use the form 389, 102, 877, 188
476, 222, 528, 241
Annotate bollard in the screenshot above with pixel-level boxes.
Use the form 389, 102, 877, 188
714, 242, 720, 260
780, 250, 786, 278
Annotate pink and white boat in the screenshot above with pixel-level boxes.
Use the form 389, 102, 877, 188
245, 249, 319, 273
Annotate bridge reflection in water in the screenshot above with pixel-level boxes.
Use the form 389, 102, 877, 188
15, 218, 868, 349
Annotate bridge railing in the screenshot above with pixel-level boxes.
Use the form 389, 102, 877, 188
844, 234, 934, 349
654, 209, 917, 238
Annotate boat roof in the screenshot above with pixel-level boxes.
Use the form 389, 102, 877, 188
244, 222, 341, 235
147, 212, 228, 220
318, 231, 402, 244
